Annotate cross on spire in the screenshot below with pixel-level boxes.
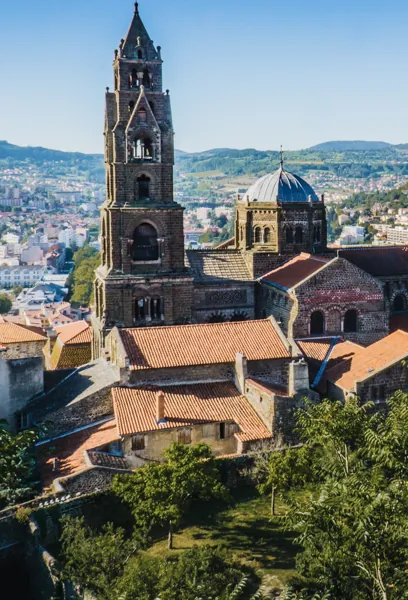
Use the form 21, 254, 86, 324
280, 145, 284, 170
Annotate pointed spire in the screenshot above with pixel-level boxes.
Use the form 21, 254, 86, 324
122, 1, 159, 60
280, 145, 284, 170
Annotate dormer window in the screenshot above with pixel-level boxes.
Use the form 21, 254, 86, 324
139, 107, 147, 122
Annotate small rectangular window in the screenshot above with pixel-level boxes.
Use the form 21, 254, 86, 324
178, 428, 192, 445
131, 435, 145, 451
379, 385, 386, 400
371, 386, 378, 401
219, 423, 226, 440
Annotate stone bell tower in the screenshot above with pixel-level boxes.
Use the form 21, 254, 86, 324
93, 2, 193, 355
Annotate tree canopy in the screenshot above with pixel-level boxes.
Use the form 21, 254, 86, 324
0, 421, 40, 508
262, 394, 408, 599
68, 245, 100, 306
0, 293, 12, 314
112, 442, 229, 548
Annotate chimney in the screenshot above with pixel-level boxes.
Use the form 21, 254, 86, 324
156, 391, 165, 423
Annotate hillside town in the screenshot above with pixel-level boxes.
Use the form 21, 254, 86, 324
2, 2, 408, 600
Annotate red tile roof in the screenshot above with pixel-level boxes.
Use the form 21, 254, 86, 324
260, 253, 331, 289
339, 246, 408, 277
325, 330, 408, 391
38, 420, 119, 488
296, 338, 334, 362
119, 319, 291, 371
113, 382, 272, 443
0, 322, 46, 344
55, 321, 92, 345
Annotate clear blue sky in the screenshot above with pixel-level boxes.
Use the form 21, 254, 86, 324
1, 0, 407, 154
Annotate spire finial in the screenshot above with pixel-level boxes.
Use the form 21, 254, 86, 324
135, 2, 139, 13
280, 145, 284, 170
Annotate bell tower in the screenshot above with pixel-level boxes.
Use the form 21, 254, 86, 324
93, 2, 193, 354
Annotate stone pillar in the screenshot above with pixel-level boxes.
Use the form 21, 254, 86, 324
289, 359, 310, 396
235, 352, 248, 394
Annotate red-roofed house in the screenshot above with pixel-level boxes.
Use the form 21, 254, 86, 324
45, 321, 92, 371
259, 254, 388, 346
322, 330, 408, 403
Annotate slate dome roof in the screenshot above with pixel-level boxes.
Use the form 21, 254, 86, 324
242, 167, 321, 204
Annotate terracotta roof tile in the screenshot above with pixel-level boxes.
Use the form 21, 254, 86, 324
260, 253, 331, 289
325, 331, 408, 391
0, 322, 46, 344
38, 420, 119, 488
296, 338, 334, 362
339, 246, 408, 277
119, 319, 290, 371
186, 250, 253, 282
113, 382, 272, 443
48, 340, 92, 370
55, 321, 92, 345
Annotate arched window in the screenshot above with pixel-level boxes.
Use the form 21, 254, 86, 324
132, 223, 159, 261
393, 293, 407, 312
310, 311, 325, 335
264, 228, 271, 243
135, 298, 146, 321
137, 175, 151, 200
142, 68, 150, 87
286, 227, 293, 244
128, 101, 135, 114
207, 313, 227, 323
138, 49, 143, 59
314, 225, 321, 243
150, 298, 162, 321
295, 226, 303, 244
135, 139, 142, 159
254, 227, 261, 243
149, 101, 155, 115
230, 311, 249, 322
138, 107, 147, 121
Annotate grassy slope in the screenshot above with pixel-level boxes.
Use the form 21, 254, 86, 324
147, 488, 300, 595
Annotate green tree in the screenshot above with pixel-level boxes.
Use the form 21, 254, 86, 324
69, 245, 100, 307
252, 445, 313, 516
283, 395, 408, 599
112, 443, 229, 549
0, 421, 40, 508
60, 516, 140, 600
0, 293, 12, 314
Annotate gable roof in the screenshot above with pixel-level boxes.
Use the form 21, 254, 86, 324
186, 250, 252, 282
260, 253, 331, 289
325, 330, 408, 391
0, 322, 46, 344
119, 319, 291, 371
113, 382, 272, 443
339, 246, 408, 277
55, 321, 92, 345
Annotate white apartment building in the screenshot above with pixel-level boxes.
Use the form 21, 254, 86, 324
3, 232, 20, 245
387, 228, 408, 245
0, 266, 44, 289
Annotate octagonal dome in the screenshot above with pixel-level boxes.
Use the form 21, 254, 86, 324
242, 168, 320, 204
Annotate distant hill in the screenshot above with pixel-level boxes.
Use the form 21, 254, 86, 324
0, 140, 102, 163
308, 141, 393, 152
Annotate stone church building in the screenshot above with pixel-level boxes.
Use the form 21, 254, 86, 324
92, 3, 406, 355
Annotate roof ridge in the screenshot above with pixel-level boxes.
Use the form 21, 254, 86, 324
121, 318, 272, 334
